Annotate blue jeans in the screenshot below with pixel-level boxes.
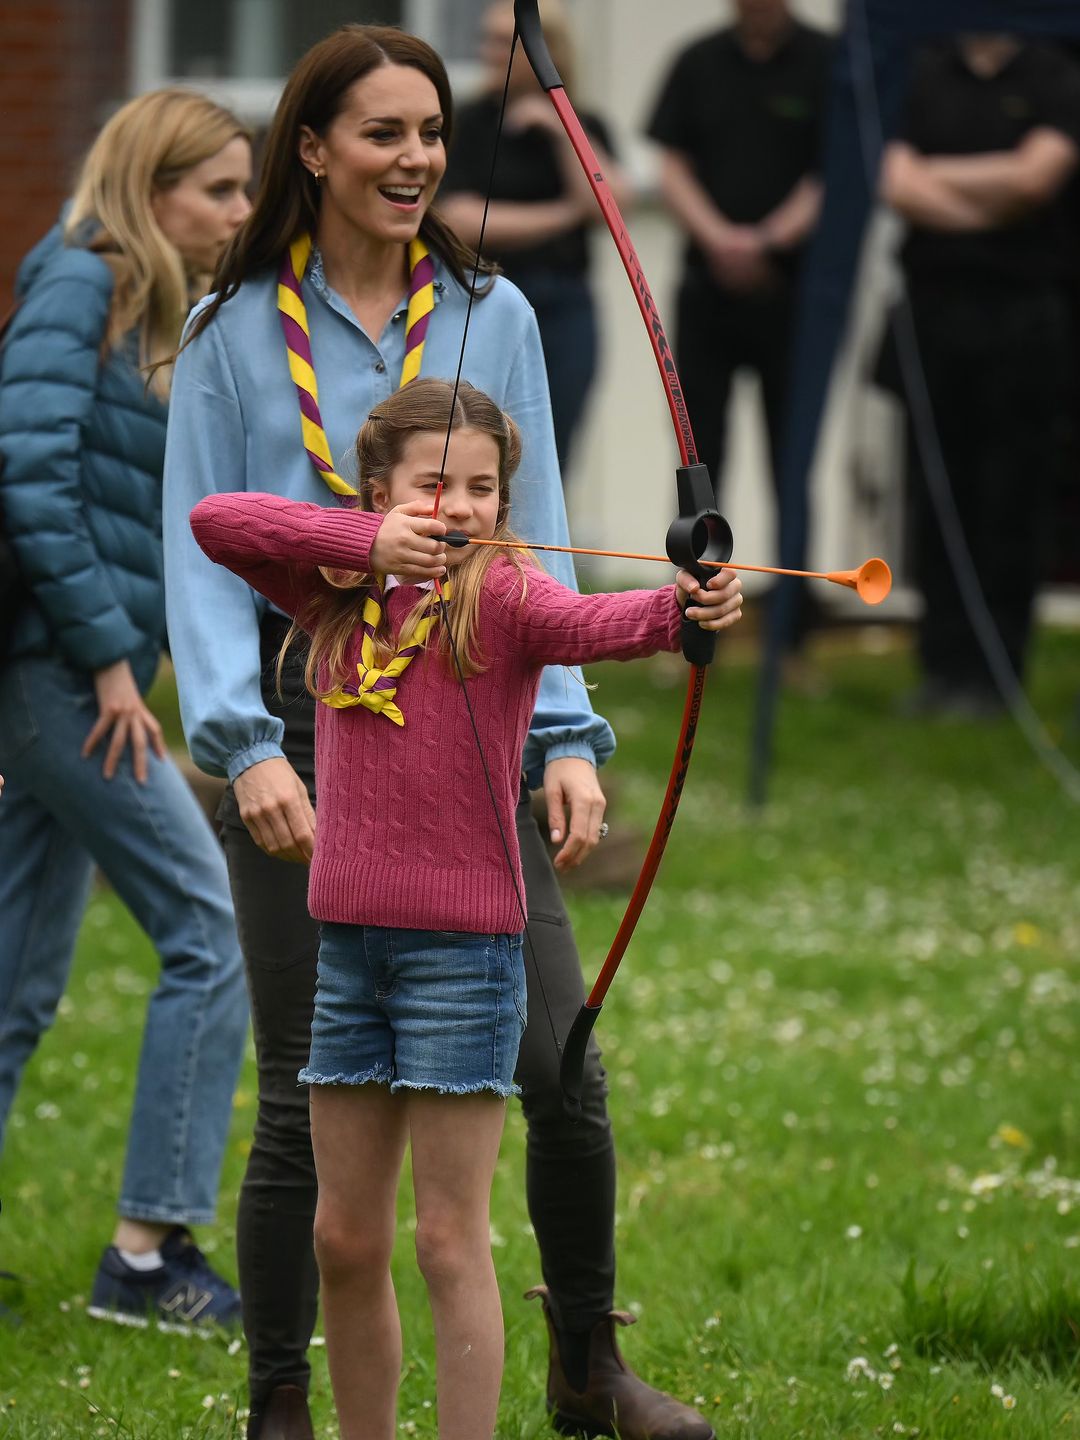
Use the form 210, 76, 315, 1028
0, 655, 248, 1224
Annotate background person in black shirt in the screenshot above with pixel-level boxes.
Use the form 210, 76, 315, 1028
646, 0, 830, 555
883, 34, 1080, 718
441, 0, 629, 480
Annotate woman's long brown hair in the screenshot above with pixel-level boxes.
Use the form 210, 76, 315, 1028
186, 24, 495, 350
279, 379, 531, 698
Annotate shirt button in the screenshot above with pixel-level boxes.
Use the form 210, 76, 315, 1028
374, 360, 386, 374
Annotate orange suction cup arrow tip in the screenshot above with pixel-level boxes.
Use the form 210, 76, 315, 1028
824, 558, 892, 605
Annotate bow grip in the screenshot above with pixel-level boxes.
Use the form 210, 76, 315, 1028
560, 1001, 602, 1120
665, 463, 733, 667
513, 0, 563, 91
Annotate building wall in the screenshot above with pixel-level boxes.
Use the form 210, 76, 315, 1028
0, 0, 131, 304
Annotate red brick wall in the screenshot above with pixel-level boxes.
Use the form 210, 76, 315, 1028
0, 0, 131, 306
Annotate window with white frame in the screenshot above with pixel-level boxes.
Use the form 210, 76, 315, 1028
169, 1, 404, 82
133, 0, 491, 119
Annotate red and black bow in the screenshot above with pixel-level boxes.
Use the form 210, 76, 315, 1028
508, 1, 733, 1115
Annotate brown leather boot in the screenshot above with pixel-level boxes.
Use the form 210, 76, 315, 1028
526, 1285, 715, 1440
247, 1385, 315, 1440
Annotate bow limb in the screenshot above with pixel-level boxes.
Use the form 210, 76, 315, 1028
512, 0, 732, 1116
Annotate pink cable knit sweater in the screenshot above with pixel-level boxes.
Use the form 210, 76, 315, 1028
191, 492, 682, 933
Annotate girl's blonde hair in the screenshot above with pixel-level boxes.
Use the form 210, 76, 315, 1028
289, 378, 530, 697
65, 88, 247, 396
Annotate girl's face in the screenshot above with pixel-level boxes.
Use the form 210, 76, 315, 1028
372, 428, 503, 566
299, 64, 447, 246
152, 135, 252, 273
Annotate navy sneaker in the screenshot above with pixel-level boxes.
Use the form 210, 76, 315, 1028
88, 1228, 242, 1331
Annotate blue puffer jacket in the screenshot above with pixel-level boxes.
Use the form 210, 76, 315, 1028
0, 224, 169, 690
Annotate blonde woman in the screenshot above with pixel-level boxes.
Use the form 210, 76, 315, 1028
0, 89, 252, 1326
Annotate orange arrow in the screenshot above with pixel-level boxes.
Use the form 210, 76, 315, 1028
448, 536, 892, 606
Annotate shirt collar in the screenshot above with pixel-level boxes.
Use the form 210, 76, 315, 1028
384, 574, 435, 593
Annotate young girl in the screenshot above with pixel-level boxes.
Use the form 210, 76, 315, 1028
189, 377, 741, 1440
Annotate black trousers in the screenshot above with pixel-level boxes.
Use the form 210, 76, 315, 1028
220, 623, 617, 1405
676, 272, 816, 645
675, 272, 796, 510
907, 283, 1072, 693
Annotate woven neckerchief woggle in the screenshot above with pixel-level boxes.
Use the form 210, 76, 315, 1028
277, 231, 447, 723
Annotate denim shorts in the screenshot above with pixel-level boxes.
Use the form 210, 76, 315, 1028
300, 923, 527, 1097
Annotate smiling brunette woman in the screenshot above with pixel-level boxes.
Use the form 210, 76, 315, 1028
0, 88, 251, 1331
163, 25, 715, 1440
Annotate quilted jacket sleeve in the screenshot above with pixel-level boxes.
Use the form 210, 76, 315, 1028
0, 248, 143, 670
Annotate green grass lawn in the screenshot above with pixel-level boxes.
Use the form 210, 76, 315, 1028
1, 621, 1078, 1438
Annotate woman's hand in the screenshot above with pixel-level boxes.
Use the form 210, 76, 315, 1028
233, 756, 316, 865
704, 225, 775, 293
369, 501, 447, 582
675, 569, 743, 631
544, 757, 608, 871
83, 658, 168, 783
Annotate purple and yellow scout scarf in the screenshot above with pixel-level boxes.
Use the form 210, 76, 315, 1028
276, 232, 435, 496
276, 233, 444, 723
319, 579, 446, 727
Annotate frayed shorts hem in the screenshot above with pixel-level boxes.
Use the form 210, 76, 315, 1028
299, 1067, 519, 1099
392, 1077, 520, 1099
298, 1064, 392, 1087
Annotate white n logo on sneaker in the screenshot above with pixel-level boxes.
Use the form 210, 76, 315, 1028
160, 1283, 213, 1323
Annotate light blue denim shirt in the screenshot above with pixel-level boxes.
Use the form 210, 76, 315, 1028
162, 254, 615, 785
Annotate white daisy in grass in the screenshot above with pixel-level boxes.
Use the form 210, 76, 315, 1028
845, 1356, 875, 1382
